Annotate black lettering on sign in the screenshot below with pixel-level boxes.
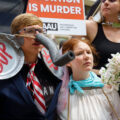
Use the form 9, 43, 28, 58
43, 22, 58, 31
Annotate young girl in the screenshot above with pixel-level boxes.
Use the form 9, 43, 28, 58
57, 37, 120, 120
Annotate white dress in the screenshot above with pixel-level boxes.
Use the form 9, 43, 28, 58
59, 87, 120, 120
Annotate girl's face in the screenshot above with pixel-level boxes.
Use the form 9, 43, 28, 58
101, 0, 120, 18
68, 41, 93, 73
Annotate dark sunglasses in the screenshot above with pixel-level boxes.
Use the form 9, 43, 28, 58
101, 0, 117, 3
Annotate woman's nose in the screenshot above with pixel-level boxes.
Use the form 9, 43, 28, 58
84, 52, 89, 59
103, 0, 109, 5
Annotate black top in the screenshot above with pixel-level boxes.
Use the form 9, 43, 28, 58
21, 57, 60, 111
92, 24, 120, 69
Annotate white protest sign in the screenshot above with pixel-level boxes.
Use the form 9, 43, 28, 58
26, 0, 86, 35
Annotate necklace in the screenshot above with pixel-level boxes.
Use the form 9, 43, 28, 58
102, 22, 120, 28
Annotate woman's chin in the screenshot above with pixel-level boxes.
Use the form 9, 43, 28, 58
84, 68, 92, 72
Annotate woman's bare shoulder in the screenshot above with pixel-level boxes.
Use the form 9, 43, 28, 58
86, 20, 98, 42
86, 20, 98, 28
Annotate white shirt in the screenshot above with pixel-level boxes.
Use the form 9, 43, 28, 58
59, 86, 120, 120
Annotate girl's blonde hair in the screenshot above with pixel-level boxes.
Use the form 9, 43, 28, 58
11, 13, 43, 34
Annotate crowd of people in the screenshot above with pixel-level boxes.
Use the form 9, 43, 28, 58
0, 0, 120, 119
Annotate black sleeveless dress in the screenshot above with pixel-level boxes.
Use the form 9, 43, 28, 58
92, 23, 120, 69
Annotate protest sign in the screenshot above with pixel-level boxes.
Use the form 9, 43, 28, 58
26, 0, 86, 35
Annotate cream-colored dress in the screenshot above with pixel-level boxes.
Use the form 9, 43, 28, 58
59, 87, 120, 120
